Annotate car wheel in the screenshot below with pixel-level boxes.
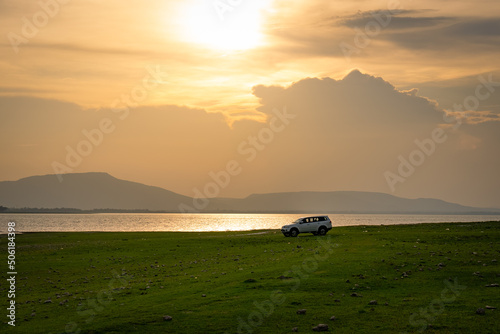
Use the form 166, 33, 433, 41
283, 232, 290, 237
290, 229, 299, 237
318, 226, 327, 236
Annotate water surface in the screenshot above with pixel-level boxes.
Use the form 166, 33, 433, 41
1, 213, 499, 233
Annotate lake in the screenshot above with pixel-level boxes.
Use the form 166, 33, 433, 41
1, 213, 500, 233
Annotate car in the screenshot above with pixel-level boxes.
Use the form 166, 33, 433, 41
281, 216, 332, 237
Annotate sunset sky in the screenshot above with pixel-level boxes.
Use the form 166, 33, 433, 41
1, 0, 499, 208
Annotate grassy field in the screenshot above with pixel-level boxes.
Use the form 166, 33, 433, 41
2, 221, 499, 333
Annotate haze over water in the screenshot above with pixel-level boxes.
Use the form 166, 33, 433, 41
2, 213, 500, 233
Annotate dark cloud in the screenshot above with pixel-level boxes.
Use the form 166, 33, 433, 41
383, 18, 500, 50
449, 18, 500, 37
266, 8, 500, 61
338, 11, 453, 30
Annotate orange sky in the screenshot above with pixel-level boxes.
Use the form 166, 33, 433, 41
1, 0, 499, 208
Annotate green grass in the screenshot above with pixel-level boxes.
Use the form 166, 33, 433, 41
2, 221, 499, 333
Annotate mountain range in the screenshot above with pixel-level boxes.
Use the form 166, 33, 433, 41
0, 172, 498, 214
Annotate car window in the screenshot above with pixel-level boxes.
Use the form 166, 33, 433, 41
300, 217, 329, 224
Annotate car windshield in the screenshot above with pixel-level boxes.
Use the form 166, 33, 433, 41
293, 218, 303, 224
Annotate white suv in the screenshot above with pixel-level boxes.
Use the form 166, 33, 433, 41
281, 216, 332, 237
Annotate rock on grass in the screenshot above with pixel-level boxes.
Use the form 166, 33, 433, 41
313, 324, 329, 331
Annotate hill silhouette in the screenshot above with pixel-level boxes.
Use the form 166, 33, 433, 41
0, 172, 191, 211
0, 172, 497, 214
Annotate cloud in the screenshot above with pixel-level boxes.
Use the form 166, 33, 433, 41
446, 110, 500, 124
338, 10, 453, 30
263, 6, 500, 71
448, 18, 500, 37
245, 70, 500, 207
382, 18, 500, 51
253, 69, 444, 126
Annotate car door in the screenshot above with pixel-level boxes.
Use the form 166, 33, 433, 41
302, 218, 315, 232
310, 217, 320, 232
312, 217, 323, 232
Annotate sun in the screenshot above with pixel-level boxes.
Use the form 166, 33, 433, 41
179, 0, 271, 51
